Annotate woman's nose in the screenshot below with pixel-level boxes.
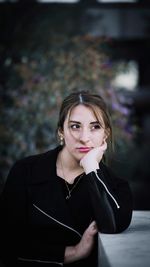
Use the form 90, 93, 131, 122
79, 129, 90, 143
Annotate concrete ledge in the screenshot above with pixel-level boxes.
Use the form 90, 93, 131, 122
98, 211, 150, 267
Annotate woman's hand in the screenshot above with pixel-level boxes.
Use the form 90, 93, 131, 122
64, 221, 98, 264
80, 141, 107, 174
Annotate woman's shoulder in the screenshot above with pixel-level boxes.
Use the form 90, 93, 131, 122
10, 151, 49, 172
13, 146, 59, 167
6, 146, 60, 185
100, 161, 130, 186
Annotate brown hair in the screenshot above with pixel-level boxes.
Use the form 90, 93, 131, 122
57, 90, 113, 150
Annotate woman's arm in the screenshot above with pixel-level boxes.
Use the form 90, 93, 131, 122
64, 221, 97, 264
80, 145, 133, 233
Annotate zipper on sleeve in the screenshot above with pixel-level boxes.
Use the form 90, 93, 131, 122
18, 257, 63, 265
95, 170, 120, 209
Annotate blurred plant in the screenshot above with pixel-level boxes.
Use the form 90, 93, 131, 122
0, 33, 136, 180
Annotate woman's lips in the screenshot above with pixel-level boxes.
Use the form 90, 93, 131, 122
77, 147, 92, 153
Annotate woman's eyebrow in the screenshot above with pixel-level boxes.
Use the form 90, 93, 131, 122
69, 120, 100, 124
90, 121, 100, 124
69, 120, 81, 124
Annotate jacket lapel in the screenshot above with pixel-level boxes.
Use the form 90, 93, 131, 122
28, 147, 82, 239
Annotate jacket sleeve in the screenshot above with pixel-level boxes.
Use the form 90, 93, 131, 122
0, 161, 65, 266
86, 163, 133, 234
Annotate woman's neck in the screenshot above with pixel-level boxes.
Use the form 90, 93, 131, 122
57, 147, 84, 183
61, 147, 80, 170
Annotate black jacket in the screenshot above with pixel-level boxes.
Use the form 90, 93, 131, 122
0, 146, 133, 267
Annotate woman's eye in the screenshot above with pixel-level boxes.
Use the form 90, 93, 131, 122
91, 124, 101, 130
70, 124, 80, 130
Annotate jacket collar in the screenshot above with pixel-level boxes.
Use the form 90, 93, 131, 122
29, 146, 62, 184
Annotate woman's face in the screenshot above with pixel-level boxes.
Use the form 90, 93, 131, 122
61, 104, 108, 162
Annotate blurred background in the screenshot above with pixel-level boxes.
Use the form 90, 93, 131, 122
0, 0, 150, 210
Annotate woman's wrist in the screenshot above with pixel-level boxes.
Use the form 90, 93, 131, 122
64, 246, 77, 264
83, 161, 99, 174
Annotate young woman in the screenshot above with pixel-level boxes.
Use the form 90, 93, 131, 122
0, 91, 133, 267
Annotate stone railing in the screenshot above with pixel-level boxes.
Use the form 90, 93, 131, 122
98, 210, 150, 267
